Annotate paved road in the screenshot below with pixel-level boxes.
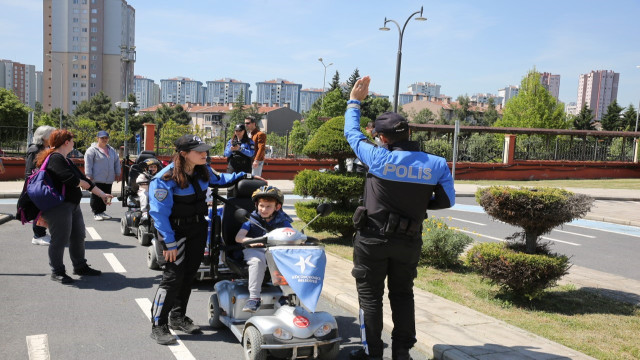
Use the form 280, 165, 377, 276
0, 200, 426, 360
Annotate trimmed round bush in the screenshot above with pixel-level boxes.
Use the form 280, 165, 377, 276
293, 169, 364, 206
294, 201, 356, 238
420, 217, 473, 268
476, 186, 593, 253
465, 242, 570, 300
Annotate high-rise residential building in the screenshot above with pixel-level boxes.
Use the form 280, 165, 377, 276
407, 82, 441, 98
498, 85, 519, 107
206, 78, 251, 105
160, 77, 204, 105
134, 75, 159, 111
565, 102, 578, 116
470, 93, 503, 106
539, 72, 560, 100
0, 59, 37, 108
255, 79, 302, 113
35, 71, 43, 104
300, 88, 324, 113
43, 0, 135, 115
576, 70, 619, 121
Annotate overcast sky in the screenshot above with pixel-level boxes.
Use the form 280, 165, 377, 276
2, 0, 639, 108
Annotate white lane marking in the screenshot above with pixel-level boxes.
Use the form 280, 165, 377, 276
135, 298, 196, 360
566, 222, 640, 239
541, 236, 581, 246
26, 334, 50, 360
553, 229, 595, 238
103, 253, 127, 273
86, 227, 102, 240
450, 217, 486, 226
457, 229, 505, 242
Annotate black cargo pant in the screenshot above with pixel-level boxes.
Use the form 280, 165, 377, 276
151, 219, 207, 326
89, 183, 112, 215
351, 232, 422, 358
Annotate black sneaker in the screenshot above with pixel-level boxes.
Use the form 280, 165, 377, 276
169, 315, 201, 334
73, 264, 102, 276
150, 324, 176, 345
350, 348, 384, 360
51, 272, 74, 284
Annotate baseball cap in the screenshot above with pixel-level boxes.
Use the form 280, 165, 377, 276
174, 135, 212, 152
97, 130, 109, 138
234, 124, 246, 131
374, 112, 409, 134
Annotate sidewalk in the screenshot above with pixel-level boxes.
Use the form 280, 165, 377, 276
1, 180, 639, 359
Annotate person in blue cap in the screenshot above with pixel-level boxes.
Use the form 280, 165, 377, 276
345, 76, 456, 360
148, 134, 260, 345
84, 130, 121, 221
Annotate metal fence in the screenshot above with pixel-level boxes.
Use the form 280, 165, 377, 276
514, 137, 635, 162
0, 126, 30, 156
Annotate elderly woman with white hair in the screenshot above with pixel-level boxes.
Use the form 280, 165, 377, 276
26, 125, 56, 245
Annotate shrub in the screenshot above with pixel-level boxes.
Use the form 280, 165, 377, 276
422, 138, 451, 159
465, 242, 570, 300
302, 115, 370, 172
420, 217, 473, 268
476, 186, 593, 253
294, 201, 356, 238
293, 169, 364, 207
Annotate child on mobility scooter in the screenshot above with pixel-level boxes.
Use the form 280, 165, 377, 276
235, 185, 293, 313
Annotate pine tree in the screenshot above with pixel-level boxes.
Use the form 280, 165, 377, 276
328, 70, 341, 92
572, 104, 595, 130
600, 100, 623, 131
345, 68, 361, 99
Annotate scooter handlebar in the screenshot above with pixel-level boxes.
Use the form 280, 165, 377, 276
243, 236, 268, 247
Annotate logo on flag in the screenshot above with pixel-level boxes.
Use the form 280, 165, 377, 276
270, 247, 326, 312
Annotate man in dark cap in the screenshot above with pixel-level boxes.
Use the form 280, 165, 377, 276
344, 76, 456, 360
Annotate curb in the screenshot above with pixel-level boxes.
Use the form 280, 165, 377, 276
0, 213, 13, 225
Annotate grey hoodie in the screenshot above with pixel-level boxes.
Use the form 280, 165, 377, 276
84, 142, 121, 183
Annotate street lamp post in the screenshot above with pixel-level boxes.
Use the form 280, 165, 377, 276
379, 7, 427, 113
120, 44, 136, 161
318, 58, 333, 110
635, 66, 640, 134
46, 53, 64, 128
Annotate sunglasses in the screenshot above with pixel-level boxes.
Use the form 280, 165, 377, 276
244, 122, 251, 125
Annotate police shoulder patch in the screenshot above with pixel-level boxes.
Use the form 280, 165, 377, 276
154, 189, 168, 201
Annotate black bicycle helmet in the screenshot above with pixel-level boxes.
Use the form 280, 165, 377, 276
251, 185, 284, 204
141, 158, 162, 172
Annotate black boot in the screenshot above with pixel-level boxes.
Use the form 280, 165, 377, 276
350, 348, 384, 360
150, 324, 176, 345
169, 315, 201, 334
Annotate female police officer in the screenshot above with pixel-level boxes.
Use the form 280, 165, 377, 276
149, 134, 257, 345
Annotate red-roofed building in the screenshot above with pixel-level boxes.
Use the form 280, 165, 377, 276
402, 97, 502, 124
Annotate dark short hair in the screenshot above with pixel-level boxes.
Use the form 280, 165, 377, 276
245, 116, 256, 123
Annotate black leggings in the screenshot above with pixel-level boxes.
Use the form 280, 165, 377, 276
90, 183, 112, 214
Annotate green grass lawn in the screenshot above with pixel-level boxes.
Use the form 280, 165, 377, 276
298, 222, 640, 360
457, 178, 640, 189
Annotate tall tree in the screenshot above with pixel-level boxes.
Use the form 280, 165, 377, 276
0, 88, 30, 127
600, 100, 624, 131
345, 68, 361, 99
73, 91, 113, 127
572, 104, 595, 130
361, 97, 391, 121
172, 104, 192, 125
495, 69, 567, 129
452, 95, 474, 124
227, 89, 247, 127
413, 108, 436, 124
328, 70, 341, 93
481, 97, 499, 126
621, 104, 637, 131
289, 120, 307, 155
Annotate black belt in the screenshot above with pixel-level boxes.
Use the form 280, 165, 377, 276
170, 215, 205, 226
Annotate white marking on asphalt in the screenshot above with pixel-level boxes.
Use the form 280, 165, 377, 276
457, 229, 505, 242
541, 236, 581, 246
135, 298, 196, 360
553, 229, 595, 238
26, 334, 50, 360
104, 253, 127, 273
86, 227, 102, 240
450, 217, 486, 226
566, 222, 640, 238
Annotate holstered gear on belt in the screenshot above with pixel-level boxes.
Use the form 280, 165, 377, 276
354, 206, 422, 239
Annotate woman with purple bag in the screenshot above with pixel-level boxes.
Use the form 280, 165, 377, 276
35, 129, 113, 284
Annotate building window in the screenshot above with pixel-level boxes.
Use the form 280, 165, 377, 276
82, 55, 87, 60
90, 83, 95, 88
91, 36, 96, 41
73, 27, 80, 32
82, 28, 87, 32
72, 100, 78, 105
72, 64, 79, 69
90, 46, 97, 51
91, 18, 97, 23
81, 65, 87, 69
91, 55, 97, 60
90, 74, 96, 79
72, 73, 78, 78
91, 27, 97, 32
73, 18, 79, 23
91, 9, 97, 13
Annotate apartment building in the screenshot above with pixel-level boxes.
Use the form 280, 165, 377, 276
576, 70, 619, 121
0, 59, 37, 108
160, 77, 204, 105
299, 88, 324, 113
407, 81, 441, 98
470, 93, 503, 106
498, 85, 519, 107
134, 75, 159, 111
206, 78, 251, 105
539, 72, 561, 100
43, 0, 135, 114
255, 79, 302, 113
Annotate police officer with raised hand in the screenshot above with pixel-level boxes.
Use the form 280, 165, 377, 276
345, 76, 456, 360
148, 134, 259, 345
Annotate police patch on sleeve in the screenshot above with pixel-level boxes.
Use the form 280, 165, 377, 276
154, 189, 168, 201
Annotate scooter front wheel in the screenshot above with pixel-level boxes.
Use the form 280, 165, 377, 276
208, 292, 224, 329
243, 326, 267, 360
318, 342, 340, 360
